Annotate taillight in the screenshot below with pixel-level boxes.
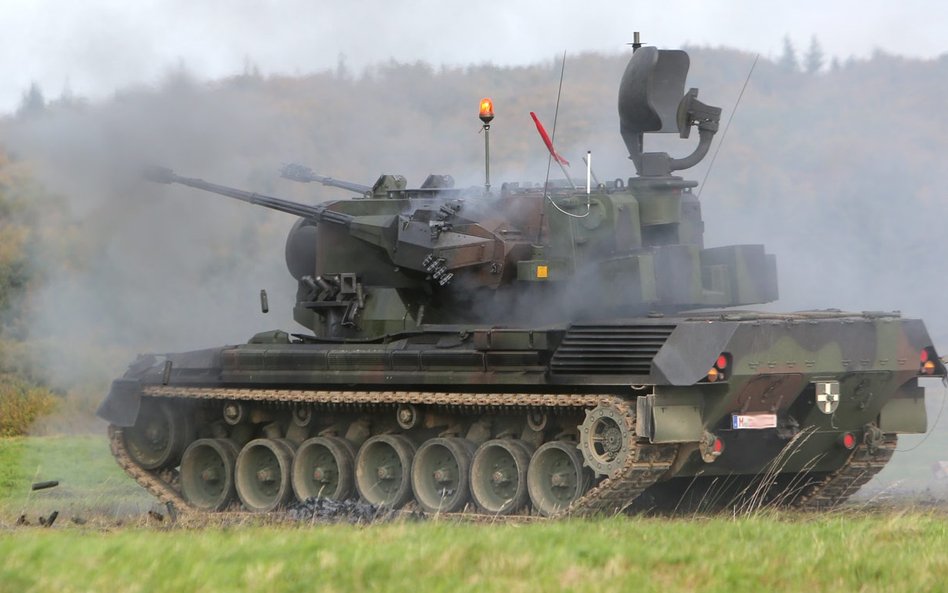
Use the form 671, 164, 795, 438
839, 432, 857, 450
921, 347, 938, 375
707, 353, 731, 382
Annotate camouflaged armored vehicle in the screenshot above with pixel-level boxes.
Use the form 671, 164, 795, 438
97, 40, 945, 517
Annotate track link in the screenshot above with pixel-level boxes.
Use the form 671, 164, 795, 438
107, 386, 679, 518
108, 425, 195, 513
792, 434, 897, 510
565, 401, 678, 517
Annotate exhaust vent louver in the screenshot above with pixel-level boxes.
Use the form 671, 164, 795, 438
550, 324, 675, 375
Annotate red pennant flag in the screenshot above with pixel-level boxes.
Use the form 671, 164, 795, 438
529, 112, 570, 166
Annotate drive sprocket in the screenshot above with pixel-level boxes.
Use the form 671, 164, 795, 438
579, 403, 635, 477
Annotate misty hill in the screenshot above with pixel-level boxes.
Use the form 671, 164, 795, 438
3, 44, 948, 387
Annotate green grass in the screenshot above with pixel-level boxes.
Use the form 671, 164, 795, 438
3, 436, 948, 593
0, 435, 153, 522
2, 514, 948, 593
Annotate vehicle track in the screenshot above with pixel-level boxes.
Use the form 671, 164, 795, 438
110, 387, 680, 518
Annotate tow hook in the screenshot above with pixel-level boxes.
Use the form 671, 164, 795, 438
863, 423, 884, 453
699, 431, 725, 463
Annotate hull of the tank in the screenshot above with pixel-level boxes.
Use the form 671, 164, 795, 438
98, 310, 941, 516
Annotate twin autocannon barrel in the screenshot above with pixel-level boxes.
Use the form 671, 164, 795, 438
279, 163, 371, 195
143, 165, 353, 227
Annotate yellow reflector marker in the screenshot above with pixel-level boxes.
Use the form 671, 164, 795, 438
923, 360, 936, 375
707, 368, 720, 382
537, 265, 548, 279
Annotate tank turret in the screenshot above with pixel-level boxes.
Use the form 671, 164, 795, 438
144, 43, 776, 340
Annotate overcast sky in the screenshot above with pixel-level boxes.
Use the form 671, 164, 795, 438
2, 0, 946, 114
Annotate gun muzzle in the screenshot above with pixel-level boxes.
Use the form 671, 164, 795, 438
143, 165, 176, 184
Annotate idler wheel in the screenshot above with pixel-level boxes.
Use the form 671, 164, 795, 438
123, 398, 192, 470
469, 439, 534, 515
355, 435, 416, 508
527, 441, 591, 517
579, 404, 634, 477
235, 438, 295, 512
180, 438, 239, 511
292, 436, 356, 501
411, 437, 475, 513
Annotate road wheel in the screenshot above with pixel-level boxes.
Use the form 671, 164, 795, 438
411, 437, 475, 513
235, 438, 295, 512
180, 438, 239, 511
527, 441, 591, 517
355, 435, 416, 508
292, 436, 356, 501
470, 439, 534, 515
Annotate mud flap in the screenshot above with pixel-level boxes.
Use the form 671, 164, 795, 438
637, 392, 704, 443
96, 378, 143, 427
878, 383, 927, 434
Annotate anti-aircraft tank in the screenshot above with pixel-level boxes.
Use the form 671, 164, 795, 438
98, 40, 945, 517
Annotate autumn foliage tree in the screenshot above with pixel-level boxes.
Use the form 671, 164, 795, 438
0, 149, 61, 434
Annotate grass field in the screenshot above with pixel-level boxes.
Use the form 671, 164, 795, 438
2, 436, 948, 593
0, 435, 154, 523
2, 514, 948, 592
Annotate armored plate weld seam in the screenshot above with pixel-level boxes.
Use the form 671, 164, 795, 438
108, 387, 680, 518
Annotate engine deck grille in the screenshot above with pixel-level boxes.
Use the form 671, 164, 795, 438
550, 324, 676, 375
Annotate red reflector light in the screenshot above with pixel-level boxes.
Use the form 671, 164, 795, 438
921, 349, 930, 363
716, 354, 728, 370
713, 438, 724, 454
841, 432, 856, 450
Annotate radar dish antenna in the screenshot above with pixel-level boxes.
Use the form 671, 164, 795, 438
618, 45, 722, 177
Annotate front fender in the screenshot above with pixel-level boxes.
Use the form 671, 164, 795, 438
95, 378, 142, 427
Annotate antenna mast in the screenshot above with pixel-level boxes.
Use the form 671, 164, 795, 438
479, 98, 494, 194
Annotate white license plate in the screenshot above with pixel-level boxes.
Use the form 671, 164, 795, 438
731, 414, 777, 429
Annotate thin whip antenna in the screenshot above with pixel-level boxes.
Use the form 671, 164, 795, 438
543, 51, 590, 223
697, 53, 759, 199
547, 52, 579, 192
542, 51, 568, 195
537, 51, 566, 242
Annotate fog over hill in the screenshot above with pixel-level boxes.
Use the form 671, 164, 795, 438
4, 0, 948, 115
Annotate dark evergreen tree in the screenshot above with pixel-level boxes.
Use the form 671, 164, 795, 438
778, 35, 799, 72
16, 82, 46, 117
804, 36, 825, 74
336, 52, 350, 80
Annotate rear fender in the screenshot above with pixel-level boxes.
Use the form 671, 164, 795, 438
878, 380, 927, 434
637, 389, 704, 443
